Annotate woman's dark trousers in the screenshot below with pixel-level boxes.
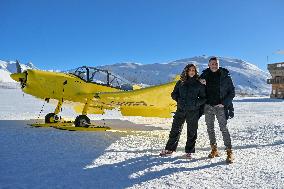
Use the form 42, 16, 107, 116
165, 109, 199, 153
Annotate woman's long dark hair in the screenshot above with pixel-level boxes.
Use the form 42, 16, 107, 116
180, 64, 199, 82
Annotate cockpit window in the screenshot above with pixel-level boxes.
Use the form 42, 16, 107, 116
74, 67, 88, 81
89, 69, 108, 84
70, 66, 133, 90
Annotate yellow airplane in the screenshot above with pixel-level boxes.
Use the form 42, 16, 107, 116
10, 63, 177, 127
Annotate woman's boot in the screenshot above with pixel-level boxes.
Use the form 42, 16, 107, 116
226, 148, 234, 164
208, 144, 220, 158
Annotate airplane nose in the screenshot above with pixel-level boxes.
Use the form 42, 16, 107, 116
10, 71, 27, 88
10, 72, 26, 82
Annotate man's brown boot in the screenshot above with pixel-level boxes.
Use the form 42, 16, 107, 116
226, 148, 234, 164
208, 144, 220, 158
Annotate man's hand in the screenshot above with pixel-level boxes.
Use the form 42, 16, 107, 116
199, 79, 206, 85
215, 104, 224, 108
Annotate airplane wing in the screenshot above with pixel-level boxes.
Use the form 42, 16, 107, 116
83, 81, 177, 118
101, 81, 177, 118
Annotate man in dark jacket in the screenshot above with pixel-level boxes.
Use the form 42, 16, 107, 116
200, 57, 235, 163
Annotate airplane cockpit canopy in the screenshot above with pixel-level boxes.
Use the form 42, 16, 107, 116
70, 66, 134, 91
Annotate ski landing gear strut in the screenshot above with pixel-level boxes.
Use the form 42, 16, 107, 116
43, 98, 102, 129
36, 98, 110, 131
45, 98, 62, 123
43, 98, 91, 127
74, 98, 91, 127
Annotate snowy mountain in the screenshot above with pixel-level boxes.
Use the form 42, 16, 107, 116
0, 56, 271, 94
99, 56, 271, 95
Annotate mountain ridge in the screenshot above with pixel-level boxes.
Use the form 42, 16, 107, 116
0, 56, 271, 95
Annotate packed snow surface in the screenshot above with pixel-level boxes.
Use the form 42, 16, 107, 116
0, 88, 283, 189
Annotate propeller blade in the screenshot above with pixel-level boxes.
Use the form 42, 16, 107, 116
16, 60, 22, 73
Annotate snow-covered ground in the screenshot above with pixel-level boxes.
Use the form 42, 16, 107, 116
0, 88, 284, 188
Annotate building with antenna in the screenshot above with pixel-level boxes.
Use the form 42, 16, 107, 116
267, 62, 284, 98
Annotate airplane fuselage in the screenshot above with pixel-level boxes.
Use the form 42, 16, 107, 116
13, 69, 121, 103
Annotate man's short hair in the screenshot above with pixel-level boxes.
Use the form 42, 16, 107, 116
209, 57, 218, 62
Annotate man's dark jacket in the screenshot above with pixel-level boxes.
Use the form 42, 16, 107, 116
171, 78, 206, 113
200, 67, 235, 119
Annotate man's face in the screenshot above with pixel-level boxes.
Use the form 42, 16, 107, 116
208, 59, 219, 72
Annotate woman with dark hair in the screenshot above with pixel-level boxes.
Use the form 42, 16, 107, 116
160, 64, 206, 158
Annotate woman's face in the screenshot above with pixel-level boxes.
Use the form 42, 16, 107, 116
187, 66, 196, 78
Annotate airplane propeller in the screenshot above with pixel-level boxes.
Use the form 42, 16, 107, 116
10, 60, 27, 88
16, 60, 22, 73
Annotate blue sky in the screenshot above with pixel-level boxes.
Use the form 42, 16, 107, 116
0, 0, 283, 70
